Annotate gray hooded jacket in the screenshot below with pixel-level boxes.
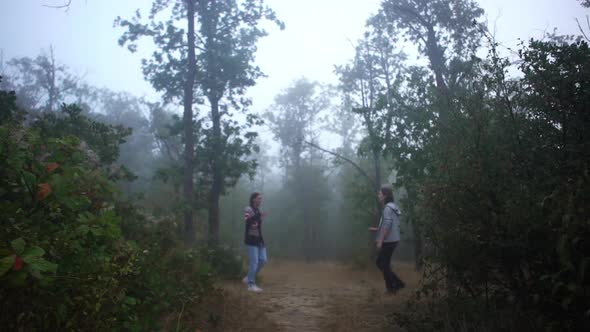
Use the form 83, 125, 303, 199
377, 202, 402, 243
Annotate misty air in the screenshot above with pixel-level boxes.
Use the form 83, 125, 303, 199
1, 0, 588, 331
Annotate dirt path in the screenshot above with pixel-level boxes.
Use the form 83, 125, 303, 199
219, 260, 419, 332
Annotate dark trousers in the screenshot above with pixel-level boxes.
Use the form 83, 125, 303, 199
376, 241, 405, 292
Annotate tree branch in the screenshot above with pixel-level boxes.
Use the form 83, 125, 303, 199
575, 16, 590, 42
394, 5, 429, 28
303, 140, 376, 188
43, 0, 72, 10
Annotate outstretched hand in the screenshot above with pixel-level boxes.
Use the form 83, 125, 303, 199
368, 226, 379, 232
244, 211, 253, 221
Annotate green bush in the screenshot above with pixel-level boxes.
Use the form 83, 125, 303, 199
0, 89, 215, 331
0, 114, 141, 329
390, 40, 590, 330
198, 246, 244, 280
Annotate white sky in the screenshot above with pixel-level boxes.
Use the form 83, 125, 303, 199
0, 0, 587, 113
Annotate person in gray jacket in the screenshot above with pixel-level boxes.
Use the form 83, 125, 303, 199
369, 186, 405, 294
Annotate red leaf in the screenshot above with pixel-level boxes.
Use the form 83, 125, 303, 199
13, 256, 24, 271
36, 183, 52, 200
46, 162, 59, 173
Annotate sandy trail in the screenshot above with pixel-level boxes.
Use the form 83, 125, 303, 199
220, 260, 418, 331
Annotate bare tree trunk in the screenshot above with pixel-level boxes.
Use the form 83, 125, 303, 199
303, 201, 312, 262
208, 97, 222, 247
208, 190, 220, 247
372, 149, 382, 192
304, 223, 311, 262
369, 148, 382, 257
183, 0, 197, 244
425, 25, 447, 95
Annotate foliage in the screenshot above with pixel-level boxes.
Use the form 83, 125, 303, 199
0, 47, 79, 112
33, 103, 133, 166
1, 52, 158, 198
0, 105, 140, 329
119, 201, 243, 279
84, 89, 156, 191
266, 78, 329, 168
199, 246, 243, 280
335, 14, 407, 162
326, 1, 590, 329
378, 0, 484, 64
0, 88, 215, 330
194, 111, 261, 195
116, 0, 203, 243
194, 0, 282, 245
0, 78, 22, 125
265, 78, 332, 261
388, 38, 590, 331
115, 0, 283, 244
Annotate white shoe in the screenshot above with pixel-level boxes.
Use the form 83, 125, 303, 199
242, 276, 248, 284
247, 284, 263, 292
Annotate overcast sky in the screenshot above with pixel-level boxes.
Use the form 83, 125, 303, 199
0, 0, 586, 114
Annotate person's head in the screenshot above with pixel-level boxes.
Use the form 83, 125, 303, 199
377, 186, 394, 205
249, 192, 262, 208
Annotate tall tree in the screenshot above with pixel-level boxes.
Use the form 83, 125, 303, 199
328, 94, 358, 156
116, 0, 282, 245
371, 0, 484, 267
147, 104, 189, 213
266, 78, 331, 261
116, 0, 199, 243
378, 0, 484, 108
2, 47, 79, 112
335, 21, 406, 221
195, 0, 282, 246
183, 0, 198, 244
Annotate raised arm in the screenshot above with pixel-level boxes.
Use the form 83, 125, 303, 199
244, 206, 255, 222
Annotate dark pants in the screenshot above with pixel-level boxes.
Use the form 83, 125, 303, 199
376, 241, 405, 292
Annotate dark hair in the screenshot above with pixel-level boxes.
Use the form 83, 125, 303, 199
249, 192, 261, 207
380, 186, 394, 205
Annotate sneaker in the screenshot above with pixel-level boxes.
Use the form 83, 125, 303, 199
242, 276, 248, 284
247, 284, 263, 292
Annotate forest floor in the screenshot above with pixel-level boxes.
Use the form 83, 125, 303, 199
175, 259, 420, 332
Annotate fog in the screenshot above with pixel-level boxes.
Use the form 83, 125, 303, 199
2, 0, 589, 330
2, 1, 583, 110
1, 0, 585, 260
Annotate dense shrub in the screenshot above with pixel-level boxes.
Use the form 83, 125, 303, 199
0, 87, 216, 331
390, 40, 590, 330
